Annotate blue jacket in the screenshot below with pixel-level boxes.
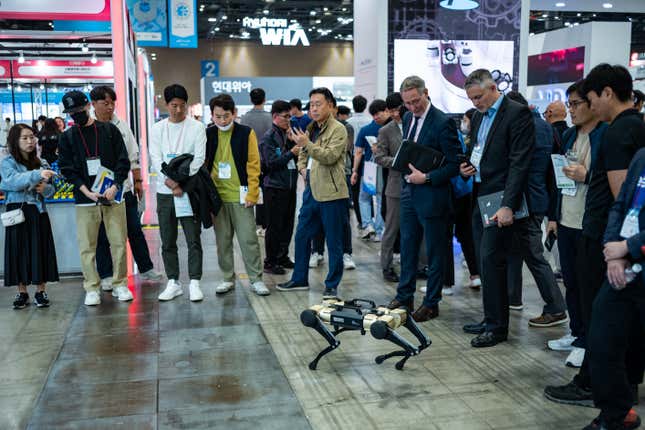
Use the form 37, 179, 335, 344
548, 121, 608, 222
604, 148, 645, 283
0, 155, 54, 213
525, 114, 554, 215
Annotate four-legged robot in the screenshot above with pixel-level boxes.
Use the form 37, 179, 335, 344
300, 298, 431, 370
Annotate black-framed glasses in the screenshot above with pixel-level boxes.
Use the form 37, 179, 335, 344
566, 99, 588, 109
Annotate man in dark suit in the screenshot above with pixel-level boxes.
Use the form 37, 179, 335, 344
386, 75, 461, 322
459, 69, 535, 347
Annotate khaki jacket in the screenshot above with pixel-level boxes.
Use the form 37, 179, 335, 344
297, 115, 349, 202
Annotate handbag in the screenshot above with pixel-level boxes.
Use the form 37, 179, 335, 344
1, 207, 25, 227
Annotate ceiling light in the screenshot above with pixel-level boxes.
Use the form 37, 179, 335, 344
262, 9, 269, 14
39, 83, 44, 90
573, 22, 579, 26
576, 12, 581, 16
315, 19, 321, 23
555, 2, 565, 7
530, 32, 535, 35
542, 13, 548, 17
214, 27, 220, 31
602, 2, 613, 8
208, 17, 216, 22
323, 7, 328, 11
565, 22, 571, 26
342, 7, 347, 11
310, 10, 316, 16
221, 15, 227, 20
82, 42, 89, 53
592, 13, 597, 17
17, 50, 24, 63
91, 52, 97, 64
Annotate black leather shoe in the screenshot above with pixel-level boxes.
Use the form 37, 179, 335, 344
471, 331, 507, 348
382, 268, 399, 283
276, 280, 309, 291
416, 266, 428, 280
264, 263, 286, 275
278, 258, 295, 269
412, 304, 439, 322
463, 321, 486, 334
387, 297, 413, 312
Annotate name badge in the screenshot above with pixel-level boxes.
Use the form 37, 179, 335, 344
165, 153, 177, 162
470, 145, 482, 170
287, 159, 296, 170
218, 162, 232, 179
86, 158, 101, 176
306, 157, 313, 170
620, 209, 640, 239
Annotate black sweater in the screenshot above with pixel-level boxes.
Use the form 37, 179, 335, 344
58, 120, 130, 204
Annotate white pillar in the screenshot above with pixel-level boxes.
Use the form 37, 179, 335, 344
353, 0, 388, 101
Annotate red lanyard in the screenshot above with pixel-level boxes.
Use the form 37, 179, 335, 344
76, 123, 98, 158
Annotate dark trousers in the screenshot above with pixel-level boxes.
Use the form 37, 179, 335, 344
312, 176, 353, 256
264, 187, 297, 265
351, 178, 362, 227
472, 204, 515, 334
396, 193, 447, 308
291, 186, 346, 289
444, 194, 479, 285
588, 280, 645, 425
507, 215, 566, 315
156, 193, 202, 280
557, 224, 585, 341
381, 195, 400, 271
96, 191, 154, 279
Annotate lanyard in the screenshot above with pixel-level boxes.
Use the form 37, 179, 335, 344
76, 123, 98, 158
165, 120, 186, 155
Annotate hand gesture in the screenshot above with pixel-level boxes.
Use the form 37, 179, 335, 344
103, 185, 118, 201
406, 163, 426, 184
290, 127, 310, 148
491, 206, 514, 227
604, 240, 628, 261
547, 221, 557, 237
290, 146, 301, 156
562, 163, 587, 182
35, 181, 47, 195
607, 258, 628, 288
40, 169, 57, 181
459, 162, 476, 177
350, 171, 358, 185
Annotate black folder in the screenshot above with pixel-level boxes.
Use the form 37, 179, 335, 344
477, 191, 529, 228
391, 139, 445, 175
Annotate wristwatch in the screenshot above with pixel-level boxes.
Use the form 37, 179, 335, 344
425, 173, 432, 184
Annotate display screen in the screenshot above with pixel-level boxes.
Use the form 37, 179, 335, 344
394, 39, 515, 113
527, 47, 585, 86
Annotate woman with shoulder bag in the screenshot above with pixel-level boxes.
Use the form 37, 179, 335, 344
0, 124, 59, 309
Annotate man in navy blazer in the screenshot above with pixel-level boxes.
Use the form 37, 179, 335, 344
460, 69, 535, 347
386, 75, 461, 322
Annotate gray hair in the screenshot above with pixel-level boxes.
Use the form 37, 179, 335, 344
464, 69, 497, 90
400, 75, 426, 94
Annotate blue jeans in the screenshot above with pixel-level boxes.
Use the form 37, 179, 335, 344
96, 191, 154, 279
359, 177, 384, 235
291, 186, 346, 289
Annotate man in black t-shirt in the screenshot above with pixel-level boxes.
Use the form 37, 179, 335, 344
544, 64, 645, 428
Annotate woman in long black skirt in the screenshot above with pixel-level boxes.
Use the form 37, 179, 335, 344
1, 124, 59, 309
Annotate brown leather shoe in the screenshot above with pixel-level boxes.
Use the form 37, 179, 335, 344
412, 304, 439, 322
387, 297, 413, 311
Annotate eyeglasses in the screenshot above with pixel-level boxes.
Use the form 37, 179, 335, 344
277, 113, 291, 119
566, 99, 588, 109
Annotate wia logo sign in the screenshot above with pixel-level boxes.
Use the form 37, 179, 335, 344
242, 17, 310, 47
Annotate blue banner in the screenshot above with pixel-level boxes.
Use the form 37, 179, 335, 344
200, 61, 219, 78
126, 0, 168, 47
168, 0, 197, 48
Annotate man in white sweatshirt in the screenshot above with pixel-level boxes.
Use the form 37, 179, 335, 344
149, 84, 206, 302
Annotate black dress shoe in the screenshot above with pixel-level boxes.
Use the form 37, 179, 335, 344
416, 266, 429, 280
412, 304, 439, 322
463, 321, 486, 334
276, 280, 309, 291
264, 263, 286, 275
382, 268, 399, 283
387, 297, 413, 311
278, 258, 295, 269
471, 331, 507, 348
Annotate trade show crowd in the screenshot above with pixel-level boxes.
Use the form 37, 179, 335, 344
1, 63, 644, 430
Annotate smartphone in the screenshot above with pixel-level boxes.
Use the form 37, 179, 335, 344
544, 230, 557, 252
289, 117, 299, 131
457, 153, 476, 170
97, 197, 112, 206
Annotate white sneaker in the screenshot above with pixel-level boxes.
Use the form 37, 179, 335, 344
140, 269, 163, 281
100, 277, 113, 291
215, 281, 234, 294
251, 281, 270, 296
189, 280, 204, 302
112, 286, 134, 302
565, 347, 585, 368
465, 277, 481, 288
443, 286, 454, 296
420, 286, 427, 293
256, 227, 265, 237
84, 291, 101, 306
343, 254, 356, 270
547, 333, 576, 351
361, 225, 375, 239
158, 280, 183, 301
309, 253, 323, 268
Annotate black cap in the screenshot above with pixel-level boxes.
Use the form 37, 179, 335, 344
62, 90, 89, 113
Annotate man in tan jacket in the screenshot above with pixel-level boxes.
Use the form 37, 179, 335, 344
277, 87, 349, 298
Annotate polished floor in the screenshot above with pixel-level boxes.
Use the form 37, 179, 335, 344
0, 213, 643, 429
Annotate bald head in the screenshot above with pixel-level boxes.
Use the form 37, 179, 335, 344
544, 101, 567, 123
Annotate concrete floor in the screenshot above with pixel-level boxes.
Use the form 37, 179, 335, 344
0, 214, 643, 429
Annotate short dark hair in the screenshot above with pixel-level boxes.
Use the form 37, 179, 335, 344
309, 87, 334, 103
331, 96, 337, 108
581, 63, 632, 103
464, 108, 476, 120
352, 95, 367, 113
271, 100, 290, 115
37, 115, 47, 122
566, 80, 585, 98
337, 105, 351, 116
289, 98, 302, 110
250, 88, 266, 105
90, 85, 117, 102
209, 94, 235, 113
385, 92, 403, 110
634, 89, 645, 105
505, 90, 528, 106
368, 99, 387, 115
164, 84, 188, 104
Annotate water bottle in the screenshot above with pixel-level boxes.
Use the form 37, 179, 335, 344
615, 263, 643, 290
